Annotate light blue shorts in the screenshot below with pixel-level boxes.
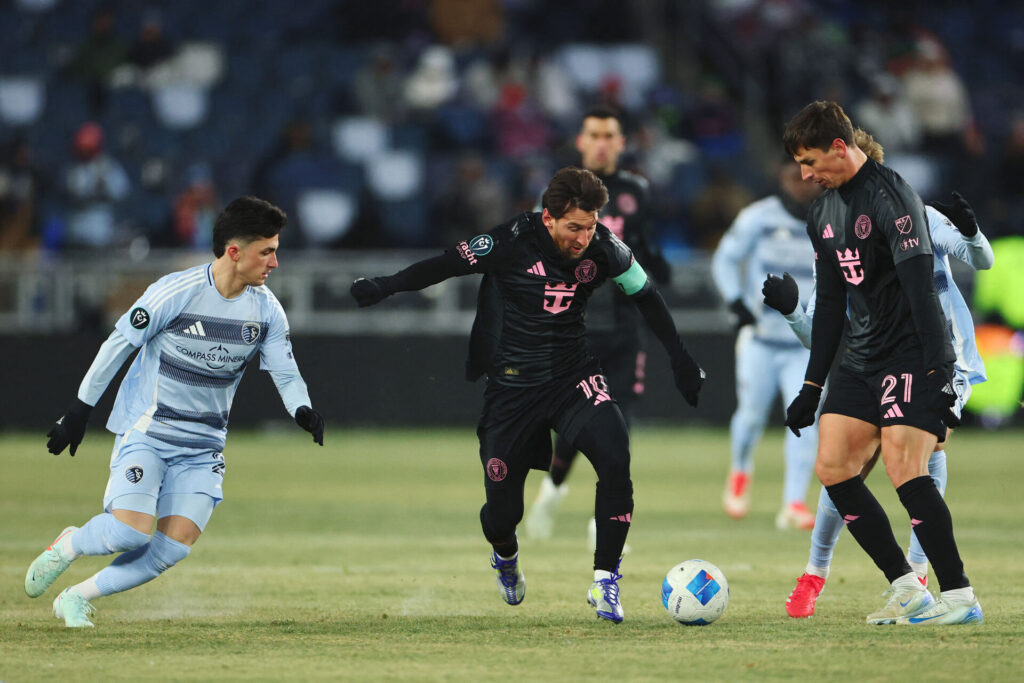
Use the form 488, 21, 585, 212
102, 430, 225, 531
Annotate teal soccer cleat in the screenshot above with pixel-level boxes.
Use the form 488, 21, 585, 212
52, 588, 96, 628
490, 551, 525, 606
25, 527, 78, 598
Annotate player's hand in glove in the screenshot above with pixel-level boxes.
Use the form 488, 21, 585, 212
295, 406, 325, 446
931, 191, 979, 237
672, 352, 706, 407
46, 398, 93, 456
350, 277, 391, 307
925, 368, 961, 429
728, 299, 756, 331
785, 383, 822, 437
762, 272, 799, 315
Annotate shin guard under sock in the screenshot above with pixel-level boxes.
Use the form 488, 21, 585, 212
825, 476, 911, 583
897, 476, 969, 591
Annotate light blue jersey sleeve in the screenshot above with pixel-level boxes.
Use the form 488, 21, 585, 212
925, 206, 994, 270
77, 329, 136, 405
711, 204, 758, 304
925, 205, 989, 384
259, 292, 311, 417
783, 264, 815, 349
114, 267, 208, 347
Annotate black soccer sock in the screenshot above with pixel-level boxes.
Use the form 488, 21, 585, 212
593, 481, 633, 572
897, 476, 970, 592
825, 476, 913, 583
479, 504, 518, 558
550, 434, 579, 487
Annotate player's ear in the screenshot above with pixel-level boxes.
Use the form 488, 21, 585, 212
226, 243, 240, 262
541, 208, 554, 229
832, 137, 848, 157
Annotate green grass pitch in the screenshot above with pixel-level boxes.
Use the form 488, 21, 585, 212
2, 426, 1022, 681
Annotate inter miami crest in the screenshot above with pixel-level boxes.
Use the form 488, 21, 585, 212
241, 322, 261, 344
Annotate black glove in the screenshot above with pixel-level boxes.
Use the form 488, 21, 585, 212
672, 351, 706, 407
350, 277, 391, 308
762, 272, 799, 315
728, 299, 756, 331
295, 406, 325, 446
46, 398, 93, 456
924, 369, 961, 429
931, 191, 978, 237
785, 383, 822, 437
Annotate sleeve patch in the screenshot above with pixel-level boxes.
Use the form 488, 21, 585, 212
129, 307, 150, 329
612, 259, 648, 296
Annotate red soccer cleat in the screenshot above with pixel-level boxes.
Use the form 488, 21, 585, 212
722, 471, 751, 519
786, 573, 826, 618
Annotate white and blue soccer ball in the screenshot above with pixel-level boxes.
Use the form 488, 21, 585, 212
662, 559, 729, 625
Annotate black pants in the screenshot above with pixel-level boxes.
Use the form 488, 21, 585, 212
477, 364, 634, 570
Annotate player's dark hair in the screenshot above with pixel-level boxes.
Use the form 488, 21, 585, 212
212, 196, 287, 257
783, 101, 856, 156
580, 104, 622, 128
541, 167, 609, 218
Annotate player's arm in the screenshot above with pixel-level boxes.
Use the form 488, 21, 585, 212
46, 329, 136, 456
617, 258, 705, 407
762, 271, 813, 349
710, 207, 757, 330
784, 235, 845, 436
261, 301, 323, 446
927, 195, 994, 270
350, 226, 509, 307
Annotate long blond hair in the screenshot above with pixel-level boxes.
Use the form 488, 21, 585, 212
854, 127, 884, 163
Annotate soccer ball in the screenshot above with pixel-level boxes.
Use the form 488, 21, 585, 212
661, 559, 729, 625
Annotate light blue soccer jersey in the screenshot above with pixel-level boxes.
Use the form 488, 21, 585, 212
104, 263, 309, 450
712, 195, 816, 344
795, 206, 990, 384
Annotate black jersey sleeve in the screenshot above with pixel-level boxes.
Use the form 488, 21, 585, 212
632, 287, 686, 364
804, 226, 846, 386
894, 254, 953, 372
877, 182, 931, 263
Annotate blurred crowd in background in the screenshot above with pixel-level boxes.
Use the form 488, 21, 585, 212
0, 0, 1022, 256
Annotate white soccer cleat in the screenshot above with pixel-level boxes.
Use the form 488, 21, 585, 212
722, 471, 750, 519
490, 551, 525, 606
25, 526, 78, 598
587, 566, 624, 623
775, 502, 816, 530
53, 587, 96, 628
866, 575, 936, 625
524, 477, 567, 540
896, 592, 983, 625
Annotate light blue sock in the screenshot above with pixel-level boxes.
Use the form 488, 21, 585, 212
908, 450, 948, 564
808, 486, 844, 570
71, 513, 151, 556
783, 425, 817, 505
728, 411, 764, 473
94, 531, 191, 597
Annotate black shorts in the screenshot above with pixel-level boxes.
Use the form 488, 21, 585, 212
478, 361, 621, 485
821, 359, 946, 440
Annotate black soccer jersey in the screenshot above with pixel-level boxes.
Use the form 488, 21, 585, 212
806, 158, 955, 375
455, 211, 647, 386
587, 169, 661, 333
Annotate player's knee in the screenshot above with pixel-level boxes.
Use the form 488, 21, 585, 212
109, 519, 151, 553
148, 531, 191, 574
480, 502, 519, 543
